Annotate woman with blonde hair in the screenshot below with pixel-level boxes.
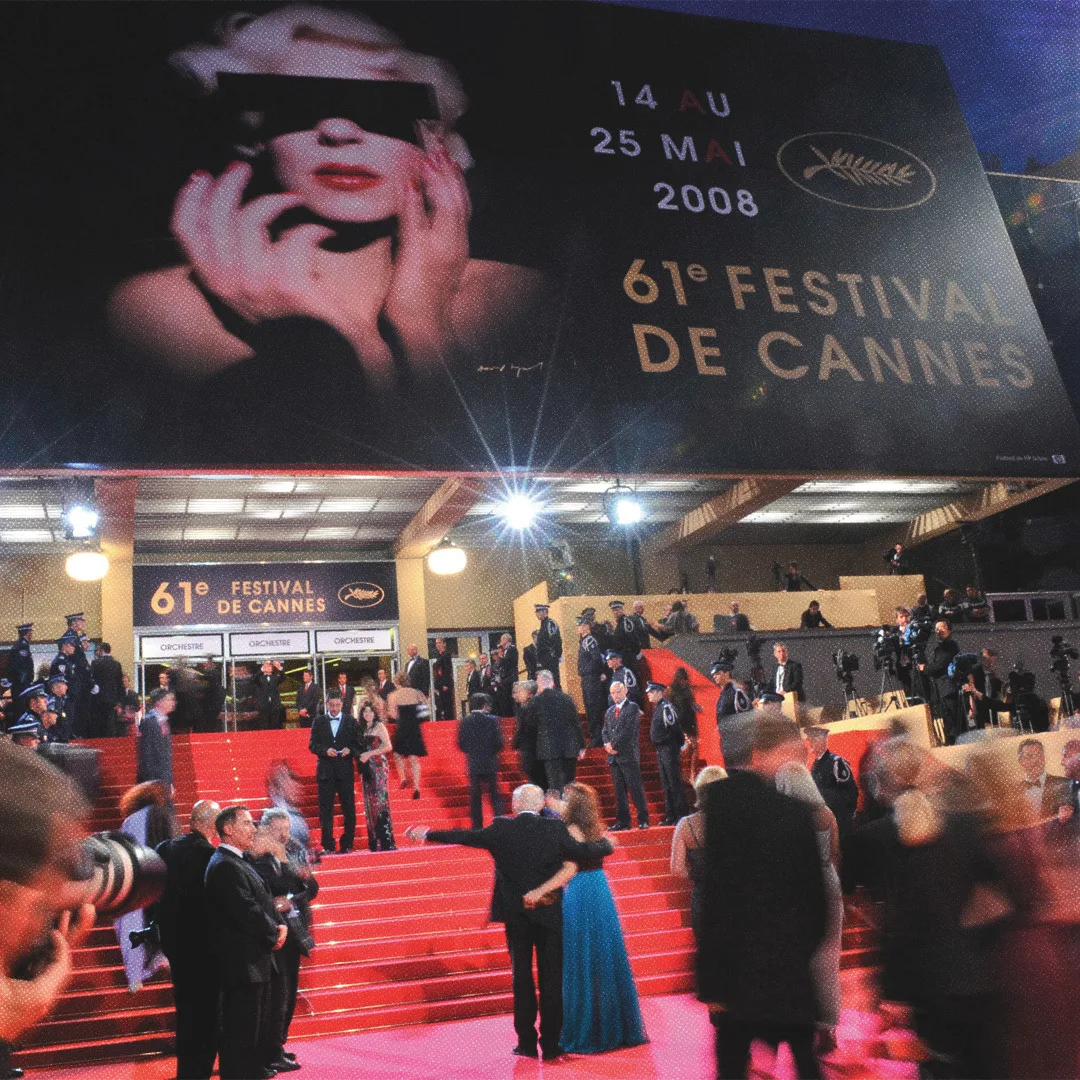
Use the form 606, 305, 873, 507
525, 782, 647, 1054
669, 765, 726, 945
387, 667, 427, 799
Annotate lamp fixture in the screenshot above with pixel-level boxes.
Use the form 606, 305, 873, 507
66, 550, 109, 581
427, 539, 467, 575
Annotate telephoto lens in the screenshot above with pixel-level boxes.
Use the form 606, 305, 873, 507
77, 832, 167, 918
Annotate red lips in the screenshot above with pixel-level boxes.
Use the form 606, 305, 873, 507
313, 164, 382, 191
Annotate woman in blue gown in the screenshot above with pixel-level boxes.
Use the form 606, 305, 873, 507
525, 782, 648, 1054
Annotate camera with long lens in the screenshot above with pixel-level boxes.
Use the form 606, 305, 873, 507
948, 653, 982, 683
1050, 635, 1079, 676
1007, 662, 1049, 732
14, 832, 166, 980
905, 618, 935, 665
833, 649, 859, 682
872, 626, 900, 672
715, 645, 739, 668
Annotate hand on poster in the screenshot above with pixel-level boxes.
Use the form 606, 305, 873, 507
171, 161, 394, 368
384, 141, 472, 361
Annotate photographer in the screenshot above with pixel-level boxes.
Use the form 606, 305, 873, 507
0, 742, 95, 1059
917, 620, 961, 744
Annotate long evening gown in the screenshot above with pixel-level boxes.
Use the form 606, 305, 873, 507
560, 851, 648, 1054
361, 729, 395, 852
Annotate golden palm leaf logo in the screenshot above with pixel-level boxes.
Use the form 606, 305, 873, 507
803, 146, 916, 188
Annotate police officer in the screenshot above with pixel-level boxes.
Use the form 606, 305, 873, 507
807, 727, 859, 838
534, 604, 563, 688
11, 684, 50, 743
577, 617, 607, 748
65, 613, 95, 735
604, 651, 639, 704
46, 673, 72, 743
646, 682, 687, 825
50, 632, 86, 736
608, 602, 639, 674
7, 622, 35, 701
582, 607, 611, 653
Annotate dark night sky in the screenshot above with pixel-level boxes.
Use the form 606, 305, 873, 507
629, 0, 1080, 173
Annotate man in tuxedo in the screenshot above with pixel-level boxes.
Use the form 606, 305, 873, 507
156, 799, 221, 1080
90, 642, 124, 738
404, 644, 430, 696
137, 688, 175, 791
332, 671, 355, 717
457, 693, 506, 829
375, 668, 393, 701
204, 806, 288, 1080
533, 670, 584, 794
697, 715, 827, 1079
603, 681, 650, 830
406, 784, 613, 1061
769, 643, 804, 703
295, 669, 321, 728
308, 692, 359, 854
251, 661, 285, 730
1017, 739, 1071, 818
431, 638, 455, 721
522, 632, 539, 681
495, 634, 519, 716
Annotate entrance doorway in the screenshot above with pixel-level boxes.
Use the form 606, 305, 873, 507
320, 654, 395, 715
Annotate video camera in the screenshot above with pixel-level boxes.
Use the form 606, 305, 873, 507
715, 645, 739, 668
872, 626, 901, 672
1050, 635, 1079, 677
833, 649, 860, 682
948, 653, 982, 683
14, 832, 166, 980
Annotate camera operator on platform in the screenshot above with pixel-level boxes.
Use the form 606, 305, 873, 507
918, 620, 961, 744
800, 601, 832, 630
883, 543, 910, 575
890, 607, 916, 695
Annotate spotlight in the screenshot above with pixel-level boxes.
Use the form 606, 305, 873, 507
498, 493, 541, 530
614, 497, 644, 526
63, 504, 100, 539
427, 540, 467, 576
66, 551, 109, 581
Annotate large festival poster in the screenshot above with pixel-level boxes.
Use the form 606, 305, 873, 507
0, 2, 1074, 476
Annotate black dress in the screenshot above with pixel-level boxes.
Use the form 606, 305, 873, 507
392, 701, 427, 758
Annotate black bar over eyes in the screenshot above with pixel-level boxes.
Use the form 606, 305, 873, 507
216, 73, 440, 144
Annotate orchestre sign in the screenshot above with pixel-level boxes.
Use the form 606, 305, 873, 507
314, 628, 395, 654
133, 562, 399, 627
140, 634, 224, 660
2, 3, 1077, 476
229, 631, 311, 657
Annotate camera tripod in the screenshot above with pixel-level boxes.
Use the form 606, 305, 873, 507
878, 664, 909, 712
839, 674, 867, 718
1055, 670, 1076, 723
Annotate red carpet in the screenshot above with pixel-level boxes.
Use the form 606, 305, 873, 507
18, 675, 879, 1071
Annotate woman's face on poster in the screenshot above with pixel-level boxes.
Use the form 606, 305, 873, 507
269, 116, 424, 222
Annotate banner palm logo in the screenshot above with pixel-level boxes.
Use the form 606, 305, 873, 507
777, 132, 936, 210
338, 582, 386, 609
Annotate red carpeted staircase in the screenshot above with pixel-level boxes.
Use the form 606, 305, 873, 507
15, 710, 878, 1070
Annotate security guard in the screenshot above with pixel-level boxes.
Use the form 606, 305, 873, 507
534, 604, 563, 688
46, 673, 72, 743
7, 622, 35, 701
577, 617, 607, 748
581, 607, 611, 653
807, 727, 859, 836
65, 613, 95, 736
52, 629, 91, 738
604, 651, 639, 704
646, 682, 688, 825
11, 684, 50, 743
608, 601, 639, 674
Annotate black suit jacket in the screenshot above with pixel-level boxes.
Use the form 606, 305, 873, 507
203, 847, 281, 988
251, 671, 283, 709
770, 660, 804, 701
155, 831, 217, 978
332, 683, 356, 715
406, 656, 430, 693
497, 646, 519, 686
457, 710, 505, 775
309, 713, 361, 777
602, 700, 642, 762
250, 852, 318, 957
534, 688, 583, 762
136, 712, 173, 789
522, 644, 538, 680
296, 681, 322, 722
91, 654, 124, 705
427, 814, 612, 929
697, 771, 826, 1024
926, 637, 961, 699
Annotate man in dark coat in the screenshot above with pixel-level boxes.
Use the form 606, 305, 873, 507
495, 634, 519, 716
602, 681, 649, 830
137, 688, 176, 791
534, 605, 562, 688
307, 692, 360, 854
156, 799, 221, 1080
533, 671, 584, 794
607, 602, 639, 675
918, 619, 961, 744
431, 637, 455, 721
7, 622, 35, 701
45, 673, 72, 744
294, 668, 321, 728
576, 617, 607, 748
768, 643, 805, 702
90, 642, 125, 738
807, 727, 859, 839
404, 644, 430, 695
646, 682, 687, 826
204, 806, 288, 1080
697, 714, 827, 1079
522, 632, 539, 681
457, 693, 506, 829
375, 668, 393, 701
408, 785, 613, 1061
65, 613, 95, 738
511, 681, 545, 791
251, 661, 285, 730
331, 671, 356, 718
50, 631, 89, 738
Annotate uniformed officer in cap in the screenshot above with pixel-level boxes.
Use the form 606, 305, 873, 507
534, 604, 563, 688
11, 684, 50, 745
577, 617, 607, 747
7, 622, 35, 701
807, 727, 859, 839
6, 717, 44, 749
604, 651, 639, 704
581, 607, 611, 653
646, 681, 688, 825
52, 629, 91, 739
608, 602, 639, 674
46, 673, 72, 743
65, 613, 95, 735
